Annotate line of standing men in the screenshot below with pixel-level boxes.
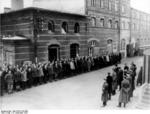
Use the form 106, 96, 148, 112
0, 53, 122, 96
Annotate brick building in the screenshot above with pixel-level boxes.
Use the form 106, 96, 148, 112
0, 7, 89, 65
86, 0, 120, 56
86, 0, 150, 57
1, 0, 150, 65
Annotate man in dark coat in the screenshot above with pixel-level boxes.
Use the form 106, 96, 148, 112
117, 68, 124, 90
14, 69, 22, 91
0, 68, 8, 96
137, 67, 143, 86
27, 67, 33, 88
106, 72, 113, 100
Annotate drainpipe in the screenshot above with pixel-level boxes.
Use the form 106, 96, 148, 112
33, 10, 39, 63
118, 0, 121, 53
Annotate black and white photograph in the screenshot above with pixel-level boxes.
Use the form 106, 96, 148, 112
0, 0, 150, 112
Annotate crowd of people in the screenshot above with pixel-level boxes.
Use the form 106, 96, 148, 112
101, 62, 137, 108
0, 53, 122, 96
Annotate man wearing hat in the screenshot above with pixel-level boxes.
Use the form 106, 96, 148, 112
106, 72, 113, 100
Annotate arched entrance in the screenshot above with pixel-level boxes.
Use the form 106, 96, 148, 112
48, 45, 60, 62
70, 43, 79, 58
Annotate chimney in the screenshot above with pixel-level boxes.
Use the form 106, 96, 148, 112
11, 0, 24, 11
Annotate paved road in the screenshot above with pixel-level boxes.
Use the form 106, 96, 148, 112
0, 57, 143, 110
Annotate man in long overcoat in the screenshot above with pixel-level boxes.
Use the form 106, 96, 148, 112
112, 69, 117, 95
118, 76, 130, 108
126, 72, 132, 102
117, 68, 124, 90
137, 67, 143, 86
27, 67, 33, 88
14, 68, 22, 91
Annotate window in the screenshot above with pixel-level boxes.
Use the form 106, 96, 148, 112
85, 23, 88, 32
74, 23, 80, 33
122, 5, 125, 13
127, 22, 130, 29
100, 18, 104, 27
133, 23, 136, 30
108, 0, 112, 10
115, 0, 119, 11
48, 20, 55, 33
115, 21, 119, 29
91, 17, 96, 27
91, 0, 96, 6
108, 19, 112, 28
100, 0, 104, 8
61, 22, 68, 34
123, 21, 126, 29
121, 39, 126, 50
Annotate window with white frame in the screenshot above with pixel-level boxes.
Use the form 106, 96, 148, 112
91, 17, 96, 27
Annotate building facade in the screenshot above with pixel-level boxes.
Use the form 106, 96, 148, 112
1, 0, 150, 65
86, 0, 131, 57
86, 0, 120, 56
86, 0, 150, 57
0, 8, 89, 65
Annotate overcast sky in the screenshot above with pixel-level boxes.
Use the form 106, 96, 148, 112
0, 0, 150, 14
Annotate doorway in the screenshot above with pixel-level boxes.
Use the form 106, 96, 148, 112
48, 45, 60, 62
